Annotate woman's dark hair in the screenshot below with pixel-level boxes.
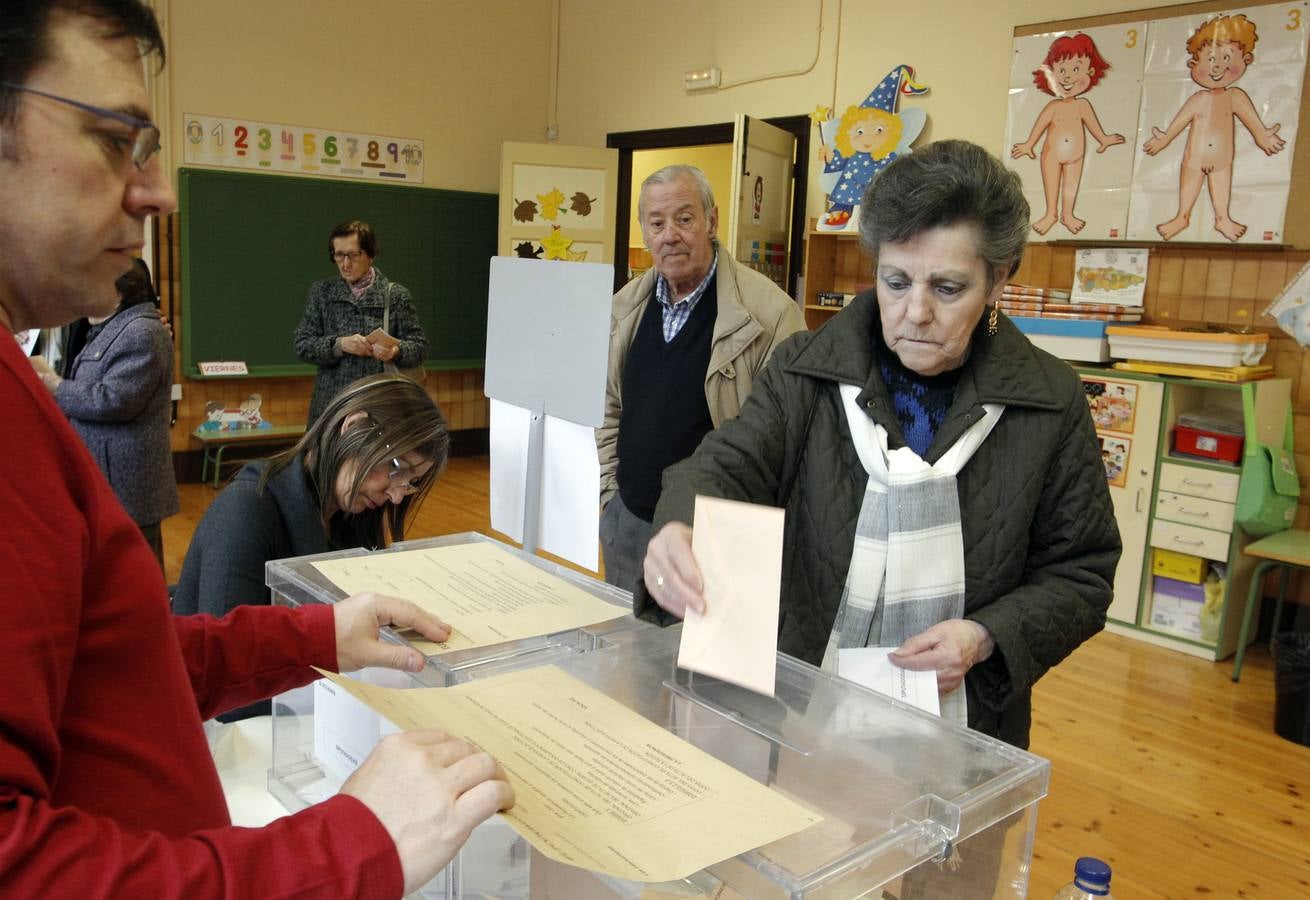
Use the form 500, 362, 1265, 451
114, 257, 157, 310
858, 140, 1030, 285
262, 374, 448, 548
1, 1, 163, 136
327, 219, 378, 261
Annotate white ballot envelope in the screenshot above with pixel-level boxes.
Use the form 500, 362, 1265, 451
837, 647, 940, 716
678, 495, 784, 696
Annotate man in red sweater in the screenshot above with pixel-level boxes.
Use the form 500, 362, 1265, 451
0, 3, 513, 896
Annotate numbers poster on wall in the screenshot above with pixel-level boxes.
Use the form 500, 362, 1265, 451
183, 113, 423, 183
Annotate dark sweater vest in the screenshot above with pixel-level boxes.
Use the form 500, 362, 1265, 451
617, 278, 717, 521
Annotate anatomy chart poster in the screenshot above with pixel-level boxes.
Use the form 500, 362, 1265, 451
1005, 23, 1146, 242
1127, 3, 1308, 244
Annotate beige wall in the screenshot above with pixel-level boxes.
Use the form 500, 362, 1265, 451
555, 0, 1221, 229
159, 0, 554, 194
629, 145, 735, 248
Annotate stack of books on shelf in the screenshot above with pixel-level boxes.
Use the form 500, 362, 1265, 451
1002, 284, 1141, 363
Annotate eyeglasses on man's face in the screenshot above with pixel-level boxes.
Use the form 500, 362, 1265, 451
1, 82, 161, 172
332, 251, 366, 263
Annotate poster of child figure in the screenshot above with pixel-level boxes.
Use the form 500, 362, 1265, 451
1006, 23, 1145, 241
1101, 436, 1132, 488
1083, 378, 1138, 433
1128, 5, 1308, 243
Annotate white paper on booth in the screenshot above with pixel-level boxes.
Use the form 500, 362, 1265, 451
540, 415, 599, 572
489, 398, 530, 543
489, 399, 600, 572
678, 495, 783, 696
837, 647, 940, 716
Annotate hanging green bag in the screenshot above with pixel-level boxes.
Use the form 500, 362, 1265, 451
1235, 406, 1299, 537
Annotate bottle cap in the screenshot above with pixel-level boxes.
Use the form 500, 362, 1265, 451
1074, 856, 1112, 892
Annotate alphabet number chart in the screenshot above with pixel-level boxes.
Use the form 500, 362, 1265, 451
182, 113, 424, 183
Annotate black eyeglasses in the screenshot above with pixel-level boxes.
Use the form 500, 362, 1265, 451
2, 82, 161, 171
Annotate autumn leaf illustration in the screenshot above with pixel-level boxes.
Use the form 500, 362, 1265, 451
513, 198, 538, 223
566, 248, 589, 261
540, 225, 573, 260
568, 192, 596, 216
513, 241, 543, 259
537, 187, 567, 221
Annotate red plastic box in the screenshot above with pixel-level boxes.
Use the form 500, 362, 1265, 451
1173, 425, 1243, 463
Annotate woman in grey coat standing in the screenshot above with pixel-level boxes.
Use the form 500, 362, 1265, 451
31, 259, 178, 568
294, 219, 428, 424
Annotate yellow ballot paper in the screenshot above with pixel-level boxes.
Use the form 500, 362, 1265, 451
312, 542, 624, 653
316, 665, 821, 883
364, 327, 400, 349
678, 496, 784, 696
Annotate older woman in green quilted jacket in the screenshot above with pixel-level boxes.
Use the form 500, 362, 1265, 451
640, 140, 1120, 751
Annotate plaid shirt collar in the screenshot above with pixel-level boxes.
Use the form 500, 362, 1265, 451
654, 249, 718, 312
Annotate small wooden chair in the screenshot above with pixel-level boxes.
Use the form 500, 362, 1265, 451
1232, 529, 1310, 682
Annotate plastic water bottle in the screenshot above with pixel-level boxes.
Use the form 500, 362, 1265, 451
1053, 857, 1113, 899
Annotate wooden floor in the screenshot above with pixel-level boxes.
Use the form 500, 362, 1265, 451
164, 456, 1310, 898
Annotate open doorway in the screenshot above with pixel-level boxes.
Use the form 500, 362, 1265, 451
627, 144, 735, 280
606, 115, 810, 295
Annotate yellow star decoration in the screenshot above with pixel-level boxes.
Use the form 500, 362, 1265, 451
809, 104, 832, 125
541, 226, 574, 260
537, 187, 567, 221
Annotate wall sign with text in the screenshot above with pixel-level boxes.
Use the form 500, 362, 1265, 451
182, 113, 424, 183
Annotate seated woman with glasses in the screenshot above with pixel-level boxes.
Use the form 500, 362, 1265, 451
293, 219, 428, 425
172, 374, 448, 720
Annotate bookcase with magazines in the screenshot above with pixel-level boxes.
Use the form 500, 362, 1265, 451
800, 220, 870, 330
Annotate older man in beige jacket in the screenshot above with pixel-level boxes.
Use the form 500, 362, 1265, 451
596, 164, 805, 592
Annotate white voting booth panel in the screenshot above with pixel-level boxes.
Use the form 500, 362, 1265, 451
485, 256, 611, 564
266, 533, 1048, 899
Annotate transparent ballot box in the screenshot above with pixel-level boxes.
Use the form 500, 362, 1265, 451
266, 532, 643, 898
268, 533, 1049, 899
522, 631, 1048, 900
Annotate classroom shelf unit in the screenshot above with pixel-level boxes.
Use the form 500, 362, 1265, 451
1076, 368, 1294, 661
800, 222, 871, 330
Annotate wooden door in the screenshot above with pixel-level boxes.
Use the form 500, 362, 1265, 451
726, 115, 796, 296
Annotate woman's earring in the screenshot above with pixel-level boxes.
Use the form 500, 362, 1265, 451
987, 305, 999, 336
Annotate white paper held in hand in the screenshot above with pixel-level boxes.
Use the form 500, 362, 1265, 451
837, 647, 940, 716
678, 495, 784, 696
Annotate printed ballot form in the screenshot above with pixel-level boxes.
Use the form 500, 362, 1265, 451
316, 665, 821, 883
312, 542, 624, 654
678, 496, 784, 696
838, 647, 941, 716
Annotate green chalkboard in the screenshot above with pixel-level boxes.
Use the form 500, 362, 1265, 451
180, 167, 496, 376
